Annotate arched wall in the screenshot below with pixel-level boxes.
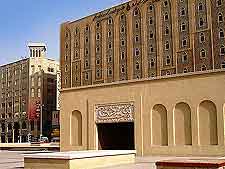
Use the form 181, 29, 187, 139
199, 100, 218, 145
71, 110, 82, 146
174, 102, 192, 145
152, 104, 168, 146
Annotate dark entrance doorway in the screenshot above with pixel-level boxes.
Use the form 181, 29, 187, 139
97, 122, 134, 150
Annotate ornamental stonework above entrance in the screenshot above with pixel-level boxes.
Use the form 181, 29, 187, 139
95, 102, 134, 123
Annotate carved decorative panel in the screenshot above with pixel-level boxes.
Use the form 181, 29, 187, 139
95, 102, 134, 123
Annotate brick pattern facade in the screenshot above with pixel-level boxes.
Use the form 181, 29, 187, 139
60, 0, 225, 88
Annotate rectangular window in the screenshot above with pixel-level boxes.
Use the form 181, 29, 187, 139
31, 77, 34, 86
31, 65, 35, 74
31, 89, 35, 97
38, 88, 41, 98
38, 77, 41, 86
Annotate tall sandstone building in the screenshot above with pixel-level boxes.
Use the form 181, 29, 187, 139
60, 0, 225, 156
0, 43, 59, 143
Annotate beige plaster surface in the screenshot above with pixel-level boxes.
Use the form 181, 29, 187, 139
60, 71, 225, 156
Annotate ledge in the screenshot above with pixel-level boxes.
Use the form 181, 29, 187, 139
24, 150, 136, 160
60, 69, 225, 92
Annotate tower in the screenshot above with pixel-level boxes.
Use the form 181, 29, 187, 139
28, 42, 46, 58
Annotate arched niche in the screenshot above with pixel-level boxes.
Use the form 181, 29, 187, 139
174, 102, 192, 145
152, 104, 168, 146
199, 100, 218, 145
71, 110, 82, 146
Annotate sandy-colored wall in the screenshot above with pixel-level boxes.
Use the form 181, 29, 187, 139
60, 71, 225, 156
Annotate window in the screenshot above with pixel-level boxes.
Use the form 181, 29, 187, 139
85, 49, 89, 55
165, 41, 170, 50
86, 37, 89, 43
96, 70, 100, 78
182, 53, 188, 63
198, 3, 203, 11
96, 47, 100, 52
164, 0, 168, 7
200, 33, 205, 43
135, 62, 140, 70
65, 65, 68, 72
201, 65, 207, 71
107, 56, 112, 63
150, 59, 155, 68
85, 26, 89, 31
166, 56, 171, 65
121, 65, 125, 73
96, 59, 100, 65
150, 45, 154, 53
182, 39, 187, 47
149, 17, 153, 25
120, 14, 125, 20
85, 60, 89, 67
121, 52, 125, 60
220, 45, 225, 55
121, 26, 125, 33
150, 32, 154, 39
38, 65, 41, 72
96, 22, 100, 28
108, 31, 112, 37
31, 65, 35, 74
135, 35, 139, 42
31, 89, 35, 97
221, 62, 225, 68
96, 33, 100, 40
108, 68, 112, 75
38, 77, 41, 86
85, 73, 89, 80
218, 13, 223, 22
200, 49, 206, 58
121, 40, 125, 46
108, 43, 112, 49
181, 22, 186, 31
149, 5, 153, 11
134, 9, 139, 16
38, 88, 41, 98
219, 29, 224, 38
165, 27, 169, 35
108, 18, 112, 24
164, 12, 169, 21
135, 48, 140, 56
199, 18, 204, 27
31, 77, 34, 86
180, 7, 186, 16
217, 0, 222, 6
135, 22, 139, 29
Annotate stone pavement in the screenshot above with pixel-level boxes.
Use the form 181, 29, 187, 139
0, 151, 224, 169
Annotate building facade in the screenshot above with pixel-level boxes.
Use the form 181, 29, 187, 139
60, 0, 225, 156
0, 43, 59, 143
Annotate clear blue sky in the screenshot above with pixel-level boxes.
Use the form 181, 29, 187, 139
0, 0, 124, 65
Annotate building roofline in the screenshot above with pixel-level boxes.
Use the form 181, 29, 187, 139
66, 0, 130, 25
0, 58, 29, 68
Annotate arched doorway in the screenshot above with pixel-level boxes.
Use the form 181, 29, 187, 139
174, 102, 192, 145
199, 100, 218, 145
152, 104, 168, 146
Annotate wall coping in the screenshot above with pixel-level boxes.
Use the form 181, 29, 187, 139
61, 69, 225, 92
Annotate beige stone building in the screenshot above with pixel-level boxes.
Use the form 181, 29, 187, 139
0, 43, 59, 143
60, 0, 225, 156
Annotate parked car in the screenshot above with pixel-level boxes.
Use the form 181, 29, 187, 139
39, 136, 49, 143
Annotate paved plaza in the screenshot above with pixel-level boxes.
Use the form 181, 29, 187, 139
0, 151, 225, 169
